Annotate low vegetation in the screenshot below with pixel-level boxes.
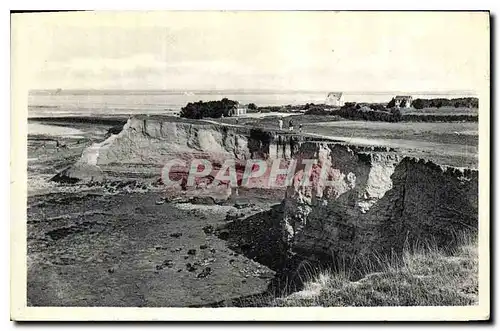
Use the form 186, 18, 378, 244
332, 102, 403, 122
270, 234, 478, 307
412, 97, 478, 109
180, 98, 238, 119
179, 97, 479, 122
402, 114, 478, 122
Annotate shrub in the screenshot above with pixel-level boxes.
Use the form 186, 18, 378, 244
412, 98, 425, 109
332, 103, 401, 122
180, 98, 238, 119
248, 103, 257, 111
387, 98, 396, 108
304, 106, 330, 115
411, 97, 478, 109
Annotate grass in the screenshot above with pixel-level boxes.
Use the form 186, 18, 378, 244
269, 234, 478, 307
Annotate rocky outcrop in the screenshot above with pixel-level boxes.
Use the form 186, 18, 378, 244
51, 164, 104, 184
51, 116, 306, 185
282, 143, 478, 261
50, 116, 479, 269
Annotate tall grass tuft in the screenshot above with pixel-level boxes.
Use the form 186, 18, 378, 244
269, 233, 478, 307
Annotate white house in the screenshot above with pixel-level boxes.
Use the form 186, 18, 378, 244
230, 102, 247, 116
393, 95, 413, 108
325, 92, 345, 107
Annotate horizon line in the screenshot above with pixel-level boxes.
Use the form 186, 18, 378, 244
29, 88, 478, 95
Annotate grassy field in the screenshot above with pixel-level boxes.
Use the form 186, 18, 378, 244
272, 234, 478, 307
214, 114, 478, 168
304, 120, 478, 145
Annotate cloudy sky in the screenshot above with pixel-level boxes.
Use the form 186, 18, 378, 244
13, 11, 489, 92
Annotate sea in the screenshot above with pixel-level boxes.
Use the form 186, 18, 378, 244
28, 89, 476, 118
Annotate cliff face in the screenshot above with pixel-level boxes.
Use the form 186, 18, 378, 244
52, 116, 304, 184
282, 143, 478, 260
51, 116, 479, 264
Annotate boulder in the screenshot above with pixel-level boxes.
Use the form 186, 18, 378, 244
51, 164, 104, 184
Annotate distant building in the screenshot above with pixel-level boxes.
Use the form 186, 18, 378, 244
325, 92, 345, 107
229, 102, 247, 116
393, 95, 413, 108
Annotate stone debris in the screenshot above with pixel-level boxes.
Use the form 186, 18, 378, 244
202, 225, 214, 235
197, 267, 212, 278
186, 263, 197, 272
155, 259, 174, 270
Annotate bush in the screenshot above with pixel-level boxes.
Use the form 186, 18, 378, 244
248, 103, 257, 111
304, 106, 331, 115
332, 103, 401, 122
411, 97, 478, 109
370, 103, 387, 112
412, 98, 425, 109
180, 98, 238, 119
387, 98, 396, 108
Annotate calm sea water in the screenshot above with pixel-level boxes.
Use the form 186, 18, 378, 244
28, 90, 476, 118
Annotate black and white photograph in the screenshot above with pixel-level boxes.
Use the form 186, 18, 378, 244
10, 10, 490, 321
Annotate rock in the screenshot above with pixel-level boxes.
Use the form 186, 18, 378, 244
170, 232, 182, 238
190, 196, 216, 205
186, 263, 197, 272
170, 197, 191, 204
217, 230, 230, 240
197, 267, 212, 278
155, 246, 167, 250
258, 272, 274, 279
51, 164, 104, 184
187, 249, 196, 255
162, 259, 174, 268
202, 225, 214, 235
155, 199, 165, 205
107, 267, 115, 274
200, 244, 208, 250
234, 202, 250, 209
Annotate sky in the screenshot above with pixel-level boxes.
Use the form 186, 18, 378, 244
13, 11, 489, 93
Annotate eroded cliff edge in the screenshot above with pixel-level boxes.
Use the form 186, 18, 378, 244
282, 142, 478, 262
52, 116, 305, 184
51, 116, 478, 265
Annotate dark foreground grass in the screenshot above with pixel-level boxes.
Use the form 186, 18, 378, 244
269, 235, 478, 307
